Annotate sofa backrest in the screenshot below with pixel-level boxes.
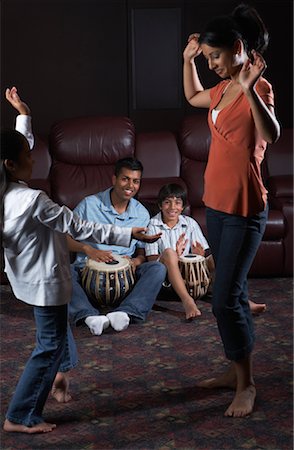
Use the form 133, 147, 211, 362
178, 114, 211, 232
264, 128, 293, 209
266, 128, 293, 178
136, 130, 187, 215
49, 116, 135, 209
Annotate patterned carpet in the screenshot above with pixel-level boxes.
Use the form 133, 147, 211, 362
0, 277, 293, 450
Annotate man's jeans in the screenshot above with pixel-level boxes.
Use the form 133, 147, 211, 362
69, 261, 167, 325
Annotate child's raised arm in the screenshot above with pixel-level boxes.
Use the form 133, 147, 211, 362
5, 87, 31, 115
5, 87, 34, 149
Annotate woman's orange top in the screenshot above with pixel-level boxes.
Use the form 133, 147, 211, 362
203, 78, 274, 217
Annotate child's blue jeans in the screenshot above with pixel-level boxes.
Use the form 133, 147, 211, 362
6, 303, 78, 426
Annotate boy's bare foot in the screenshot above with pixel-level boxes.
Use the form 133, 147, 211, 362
197, 364, 237, 389
224, 384, 256, 417
182, 297, 201, 320
51, 372, 72, 403
249, 300, 266, 315
3, 419, 56, 434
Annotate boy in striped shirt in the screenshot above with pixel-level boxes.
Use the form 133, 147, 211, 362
145, 183, 213, 320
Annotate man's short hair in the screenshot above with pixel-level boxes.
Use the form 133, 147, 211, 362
114, 157, 143, 176
158, 183, 187, 207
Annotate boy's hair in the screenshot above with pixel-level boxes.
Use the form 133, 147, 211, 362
114, 157, 143, 177
158, 183, 187, 208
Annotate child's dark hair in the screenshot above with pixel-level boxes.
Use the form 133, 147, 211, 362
0, 129, 29, 235
114, 157, 143, 177
198, 3, 269, 56
158, 183, 187, 208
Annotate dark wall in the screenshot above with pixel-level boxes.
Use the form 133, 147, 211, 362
1, 0, 292, 136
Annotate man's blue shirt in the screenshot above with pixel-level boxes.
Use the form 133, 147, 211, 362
73, 187, 150, 268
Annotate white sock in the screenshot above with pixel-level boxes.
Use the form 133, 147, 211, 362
106, 312, 130, 332
85, 316, 110, 335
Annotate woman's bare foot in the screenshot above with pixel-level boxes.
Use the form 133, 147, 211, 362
249, 300, 267, 315
197, 364, 237, 389
182, 296, 201, 320
3, 419, 56, 434
51, 372, 72, 403
225, 384, 256, 417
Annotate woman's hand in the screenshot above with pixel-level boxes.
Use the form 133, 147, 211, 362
183, 33, 202, 62
132, 227, 162, 243
176, 233, 188, 257
239, 50, 266, 91
239, 50, 280, 144
5, 86, 31, 115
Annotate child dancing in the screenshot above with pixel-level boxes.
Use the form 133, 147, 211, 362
2, 87, 160, 433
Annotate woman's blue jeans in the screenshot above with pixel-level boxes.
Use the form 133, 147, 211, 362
206, 206, 268, 361
6, 304, 78, 427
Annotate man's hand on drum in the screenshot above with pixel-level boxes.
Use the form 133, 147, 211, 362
132, 227, 162, 243
84, 245, 114, 263
176, 233, 188, 257
192, 241, 205, 256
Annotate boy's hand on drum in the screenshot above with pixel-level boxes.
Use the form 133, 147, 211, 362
176, 233, 188, 257
192, 241, 205, 256
85, 245, 114, 263
132, 227, 162, 243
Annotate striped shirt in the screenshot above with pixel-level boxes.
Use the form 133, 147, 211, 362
145, 212, 209, 257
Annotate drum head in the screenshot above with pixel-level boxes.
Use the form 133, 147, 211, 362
86, 254, 130, 271
179, 253, 205, 263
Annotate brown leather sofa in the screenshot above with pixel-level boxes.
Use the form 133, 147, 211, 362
21, 114, 294, 278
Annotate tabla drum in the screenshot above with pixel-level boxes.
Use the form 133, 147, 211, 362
81, 255, 135, 311
179, 254, 211, 300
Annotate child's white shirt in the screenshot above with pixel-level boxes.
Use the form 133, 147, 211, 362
15, 115, 34, 149
3, 183, 132, 307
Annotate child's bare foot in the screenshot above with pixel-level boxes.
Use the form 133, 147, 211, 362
249, 300, 266, 315
51, 372, 72, 403
3, 419, 56, 434
197, 365, 237, 389
182, 297, 201, 320
224, 384, 256, 417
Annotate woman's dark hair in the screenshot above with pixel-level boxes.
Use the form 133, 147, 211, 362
114, 157, 143, 177
0, 129, 28, 236
158, 183, 187, 208
198, 3, 269, 55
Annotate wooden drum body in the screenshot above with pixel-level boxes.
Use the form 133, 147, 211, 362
81, 255, 135, 311
179, 254, 211, 300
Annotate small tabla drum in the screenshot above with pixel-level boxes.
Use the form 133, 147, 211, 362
179, 254, 211, 300
81, 255, 135, 312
